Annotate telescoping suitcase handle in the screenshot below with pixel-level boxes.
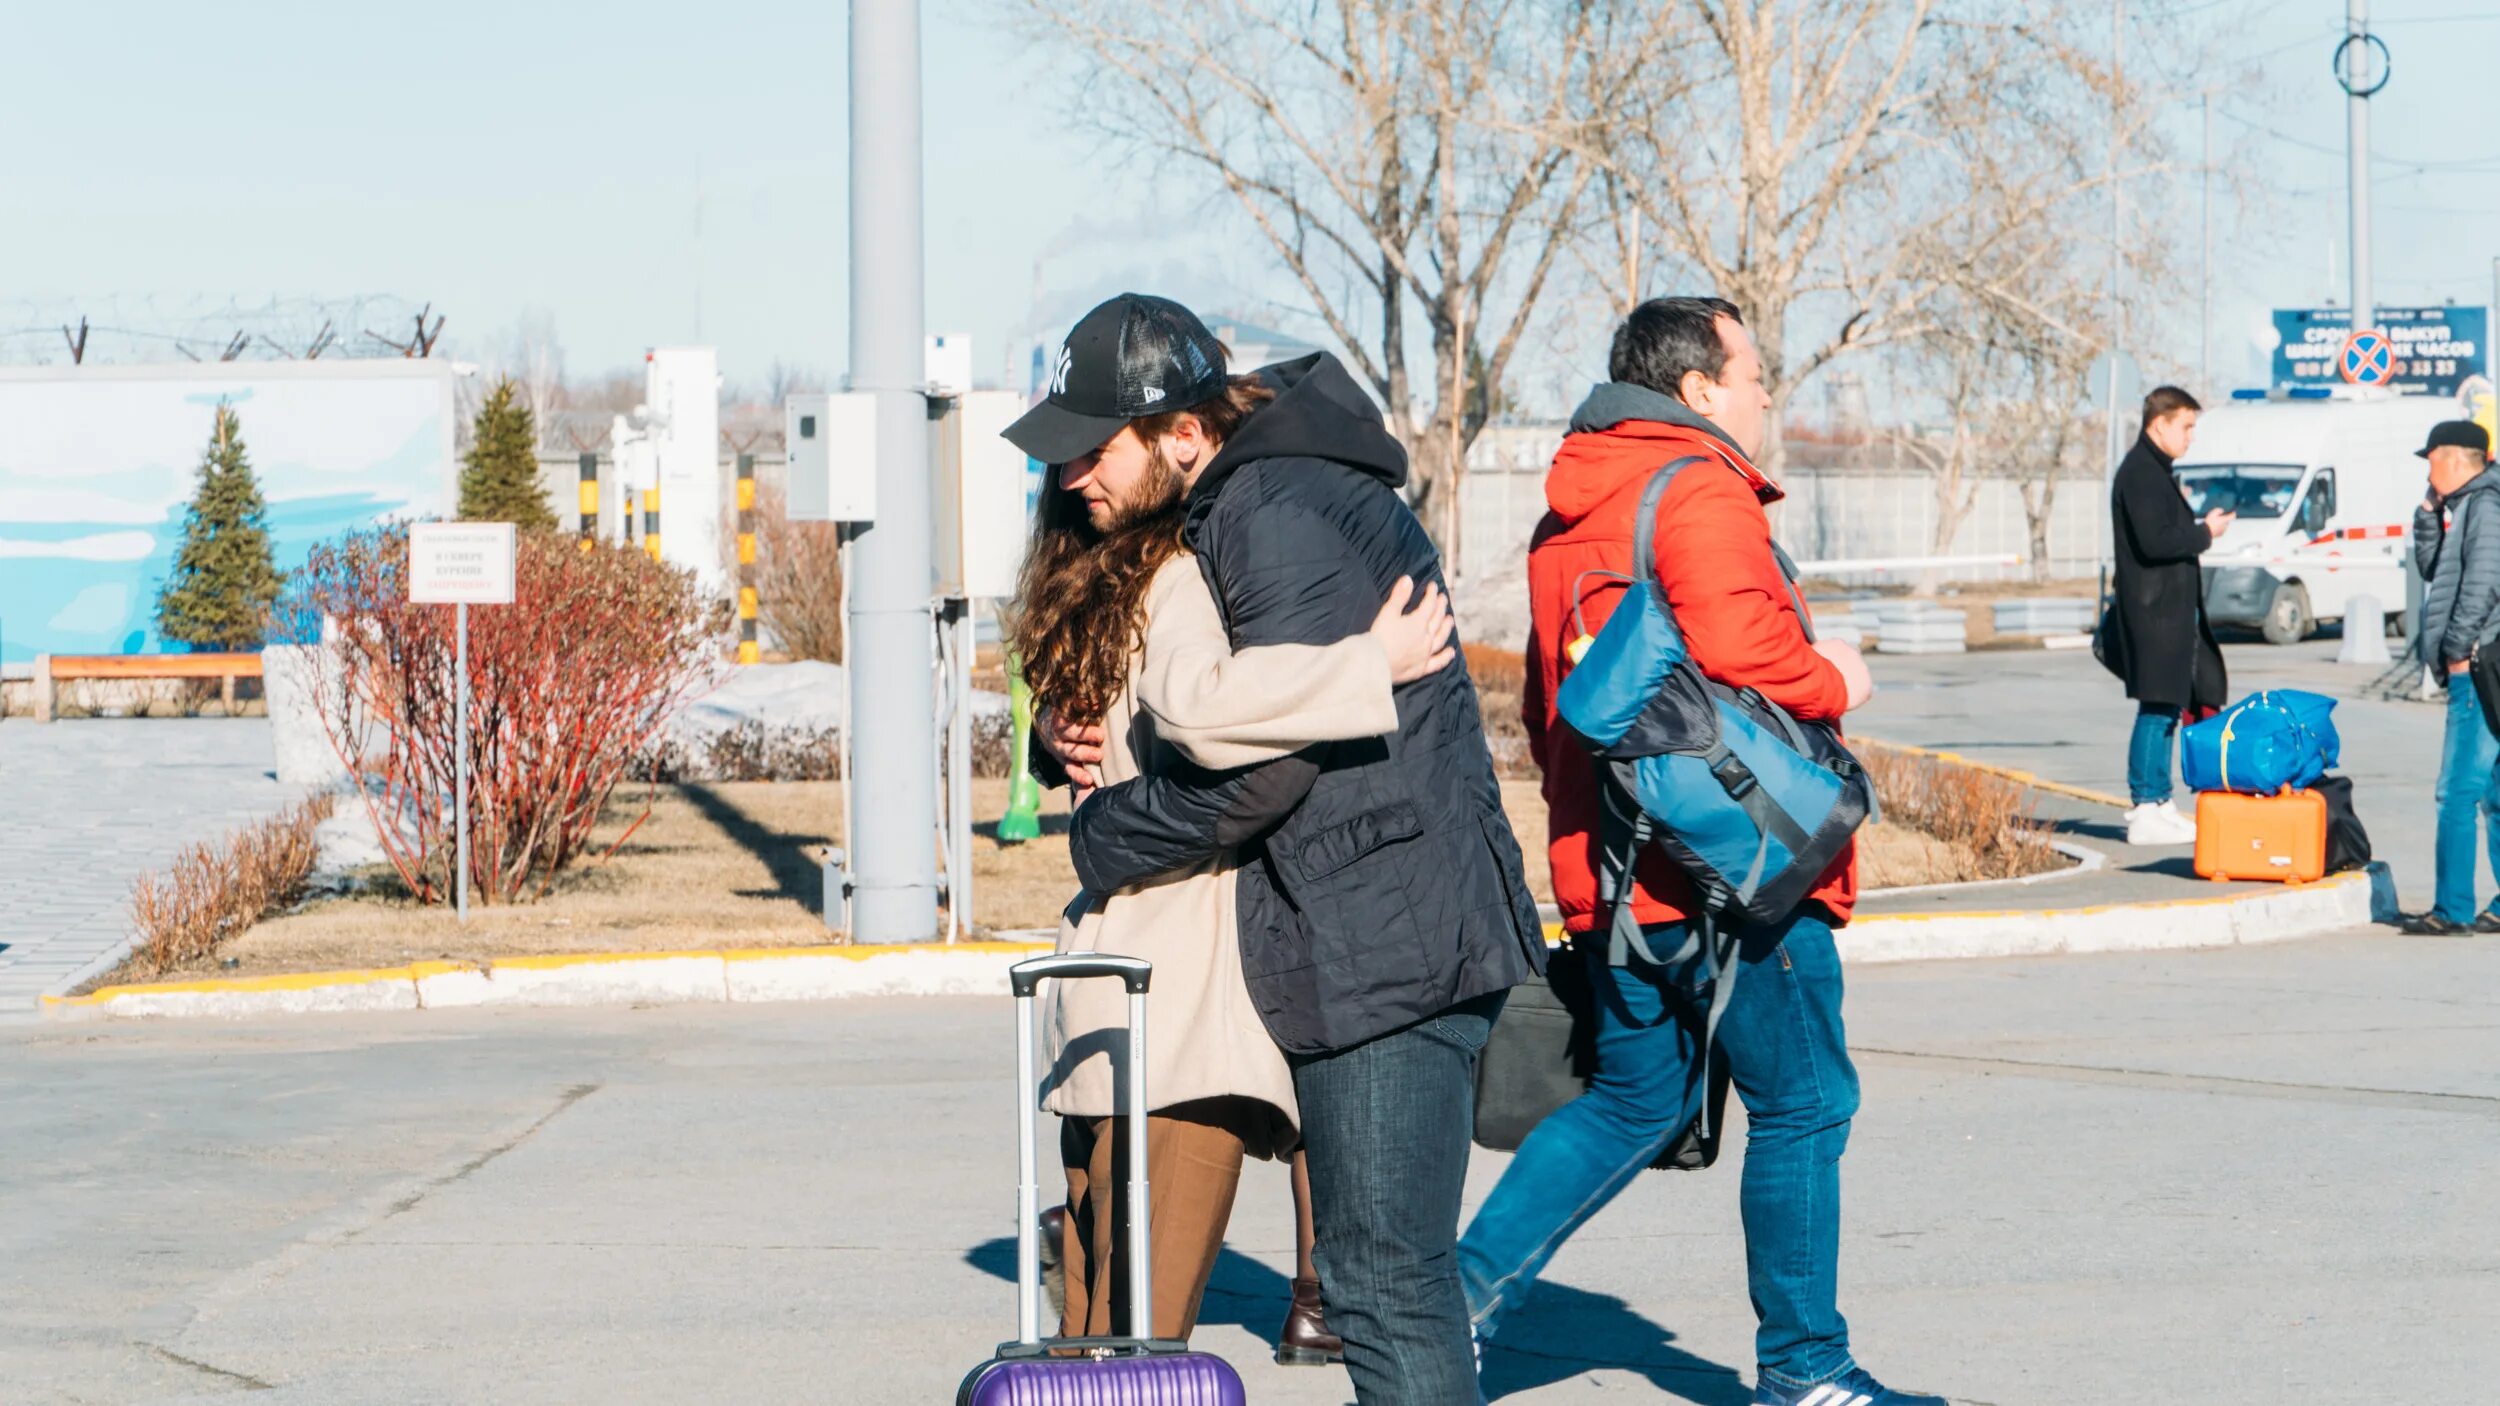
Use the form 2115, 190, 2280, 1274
1009, 953, 1154, 1348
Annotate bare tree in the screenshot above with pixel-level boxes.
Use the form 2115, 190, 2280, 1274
1009, 0, 1678, 558
510, 311, 567, 452
1582, 1, 2162, 480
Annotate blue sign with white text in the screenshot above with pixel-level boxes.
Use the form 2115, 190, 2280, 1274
2273, 306, 2487, 397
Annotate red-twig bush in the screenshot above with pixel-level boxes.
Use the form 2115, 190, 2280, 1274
129, 794, 337, 974
294, 526, 725, 906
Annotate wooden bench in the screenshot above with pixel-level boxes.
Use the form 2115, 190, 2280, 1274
29, 652, 264, 723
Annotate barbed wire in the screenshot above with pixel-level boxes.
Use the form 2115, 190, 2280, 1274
0, 294, 443, 365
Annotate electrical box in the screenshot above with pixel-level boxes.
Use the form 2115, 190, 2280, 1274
925, 333, 974, 397
646, 347, 723, 587
785, 391, 878, 522
933, 391, 1036, 599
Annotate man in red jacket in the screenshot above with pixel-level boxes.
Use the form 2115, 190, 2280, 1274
1457, 298, 1942, 1406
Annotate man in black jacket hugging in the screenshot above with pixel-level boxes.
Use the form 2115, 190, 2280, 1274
1022, 293, 1543, 1404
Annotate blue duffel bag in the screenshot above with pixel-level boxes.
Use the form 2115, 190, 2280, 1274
2179, 690, 2341, 795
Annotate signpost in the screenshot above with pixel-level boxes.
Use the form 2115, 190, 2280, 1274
409, 522, 518, 922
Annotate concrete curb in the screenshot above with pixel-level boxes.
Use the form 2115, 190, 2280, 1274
44, 867, 2394, 1021
1846, 865, 2393, 963
40, 942, 1055, 1022
1859, 839, 2105, 901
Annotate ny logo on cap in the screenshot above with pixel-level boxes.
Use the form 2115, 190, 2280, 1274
1050, 344, 1073, 396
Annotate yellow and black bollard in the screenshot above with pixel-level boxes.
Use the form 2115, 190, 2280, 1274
577, 453, 598, 551
736, 452, 760, 663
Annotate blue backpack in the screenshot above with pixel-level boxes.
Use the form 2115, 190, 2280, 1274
1554, 458, 1877, 1104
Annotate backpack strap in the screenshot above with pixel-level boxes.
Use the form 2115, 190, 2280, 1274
1770, 544, 1818, 644
1634, 457, 1818, 647
1631, 456, 1709, 586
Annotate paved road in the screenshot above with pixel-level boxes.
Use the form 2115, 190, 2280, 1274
6, 931, 2494, 1405
0, 720, 298, 1011
1855, 638, 2442, 910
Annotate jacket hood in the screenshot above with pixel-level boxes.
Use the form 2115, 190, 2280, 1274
1547, 381, 1776, 525
1191, 353, 1407, 511
2446, 466, 2500, 506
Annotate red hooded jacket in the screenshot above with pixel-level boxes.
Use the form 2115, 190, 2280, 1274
1524, 385, 1857, 933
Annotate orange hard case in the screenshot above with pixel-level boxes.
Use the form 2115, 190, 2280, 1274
2192, 788, 2328, 884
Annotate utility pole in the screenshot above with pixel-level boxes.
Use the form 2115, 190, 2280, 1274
2342, 0, 2380, 335
2104, 0, 2125, 476
845, 0, 940, 942
2200, 94, 2213, 391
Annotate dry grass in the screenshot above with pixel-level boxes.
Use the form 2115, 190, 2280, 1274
127, 793, 338, 976
1858, 740, 2061, 883
158, 750, 2051, 982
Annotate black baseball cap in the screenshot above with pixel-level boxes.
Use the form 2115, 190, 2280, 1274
1004, 293, 1228, 464
2416, 420, 2492, 459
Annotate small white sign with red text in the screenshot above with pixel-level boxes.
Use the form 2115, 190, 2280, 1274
410, 522, 517, 605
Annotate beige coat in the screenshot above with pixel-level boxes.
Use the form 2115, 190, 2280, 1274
1038, 557, 1397, 1155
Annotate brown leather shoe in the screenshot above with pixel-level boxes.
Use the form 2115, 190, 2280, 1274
1274, 1276, 1344, 1366
1038, 1205, 1068, 1321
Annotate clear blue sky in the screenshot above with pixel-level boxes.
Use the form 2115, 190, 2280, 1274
5, 1, 2497, 406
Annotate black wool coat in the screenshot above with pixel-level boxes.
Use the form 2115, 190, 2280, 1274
2107, 434, 2226, 712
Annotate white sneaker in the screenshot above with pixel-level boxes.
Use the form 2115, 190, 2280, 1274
2125, 801, 2197, 847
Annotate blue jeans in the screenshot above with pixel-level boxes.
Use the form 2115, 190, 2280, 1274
2433, 674, 2500, 922
2128, 704, 2182, 805
1293, 990, 1506, 1406
1457, 911, 1861, 1391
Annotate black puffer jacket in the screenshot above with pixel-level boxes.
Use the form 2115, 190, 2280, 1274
1066, 352, 1545, 1055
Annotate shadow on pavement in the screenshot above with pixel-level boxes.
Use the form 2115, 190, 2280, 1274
968, 1237, 1748, 1404
677, 781, 830, 905
976, 813, 1071, 841
1478, 1280, 1751, 1404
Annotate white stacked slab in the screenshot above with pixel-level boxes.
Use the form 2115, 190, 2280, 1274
1805, 601, 1865, 649
1873, 600, 1968, 654
1993, 598, 2097, 637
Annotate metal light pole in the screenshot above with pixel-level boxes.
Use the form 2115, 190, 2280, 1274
2200, 93, 2212, 391
846, 0, 940, 942
2343, 0, 2380, 334
2105, 0, 2126, 475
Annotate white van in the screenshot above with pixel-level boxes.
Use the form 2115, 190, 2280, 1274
2172, 390, 2454, 644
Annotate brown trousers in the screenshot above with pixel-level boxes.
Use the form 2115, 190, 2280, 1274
1057, 1096, 1265, 1339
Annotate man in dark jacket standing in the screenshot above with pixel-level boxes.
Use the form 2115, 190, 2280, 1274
2403, 419, 2500, 934
1021, 294, 1545, 1404
2107, 385, 2232, 847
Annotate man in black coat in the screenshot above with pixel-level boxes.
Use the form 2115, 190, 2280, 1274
2106, 385, 2233, 846
1018, 294, 1543, 1405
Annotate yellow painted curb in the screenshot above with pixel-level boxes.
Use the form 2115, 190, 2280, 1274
44, 963, 431, 1009
1857, 737, 2131, 810
718, 940, 1051, 963
43, 941, 1060, 1014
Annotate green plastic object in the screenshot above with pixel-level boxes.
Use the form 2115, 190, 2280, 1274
998, 652, 1044, 845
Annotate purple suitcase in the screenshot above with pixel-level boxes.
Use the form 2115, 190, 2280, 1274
954, 954, 1248, 1406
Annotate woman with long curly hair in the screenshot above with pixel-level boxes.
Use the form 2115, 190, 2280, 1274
1004, 298, 1456, 1352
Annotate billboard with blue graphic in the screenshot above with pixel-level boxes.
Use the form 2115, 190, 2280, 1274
0, 361, 457, 662
2272, 306, 2488, 397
